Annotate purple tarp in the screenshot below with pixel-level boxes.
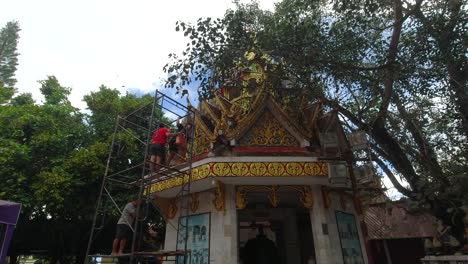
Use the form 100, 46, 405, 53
0, 200, 22, 264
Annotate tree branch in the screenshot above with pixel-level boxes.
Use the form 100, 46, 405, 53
394, 98, 446, 181
372, 0, 404, 129
371, 152, 412, 197
323, 97, 420, 193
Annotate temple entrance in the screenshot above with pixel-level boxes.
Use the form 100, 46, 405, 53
237, 188, 316, 264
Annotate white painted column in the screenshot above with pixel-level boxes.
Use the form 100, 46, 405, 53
208, 184, 238, 264
226, 185, 239, 264
309, 185, 338, 264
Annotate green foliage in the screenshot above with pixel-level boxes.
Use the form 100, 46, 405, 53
164, 0, 467, 238
0, 21, 20, 91
10, 92, 35, 106
0, 82, 15, 104
1, 75, 164, 262
40, 76, 72, 105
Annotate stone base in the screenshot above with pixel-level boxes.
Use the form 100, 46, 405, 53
421, 255, 468, 264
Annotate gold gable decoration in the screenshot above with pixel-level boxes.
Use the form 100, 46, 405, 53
239, 110, 299, 147
190, 123, 211, 156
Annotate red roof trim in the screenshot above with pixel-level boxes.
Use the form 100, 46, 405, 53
233, 147, 306, 153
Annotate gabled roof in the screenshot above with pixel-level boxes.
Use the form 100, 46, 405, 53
233, 94, 310, 148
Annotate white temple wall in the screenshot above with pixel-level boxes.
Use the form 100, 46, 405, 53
163, 182, 368, 264
163, 184, 238, 264
310, 185, 338, 263
309, 185, 368, 264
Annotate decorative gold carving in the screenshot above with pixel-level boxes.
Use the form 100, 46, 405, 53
268, 186, 280, 207
234, 185, 315, 209
250, 162, 267, 176
149, 162, 328, 193
228, 92, 268, 138
190, 121, 212, 156
201, 101, 221, 128
300, 186, 314, 209
213, 181, 225, 212
239, 111, 299, 147
213, 163, 231, 176
267, 162, 285, 176
236, 189, 247, 209
190, 193, 200, 213
286, 162, 302, 176
195, 164, 211, 179
231, 162, 249, 176
303, 162, 328, 176
167, 199, 178, 219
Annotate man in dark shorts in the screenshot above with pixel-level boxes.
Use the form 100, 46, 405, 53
149, 123, 170, 172
111, 200, 139, 255
149, 123, 182, 172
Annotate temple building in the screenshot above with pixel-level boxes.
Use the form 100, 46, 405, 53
150, 51, 372, 264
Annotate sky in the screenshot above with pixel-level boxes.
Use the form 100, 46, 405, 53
1, 0, 404, 199
1, 0, 278, 110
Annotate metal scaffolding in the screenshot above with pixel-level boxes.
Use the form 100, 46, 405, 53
84, 91, 195, 264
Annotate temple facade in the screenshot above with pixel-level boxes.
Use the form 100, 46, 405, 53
150, 52, 370, 264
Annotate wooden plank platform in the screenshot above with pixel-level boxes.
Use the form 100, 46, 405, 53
134, 250, 190, 256
88, 251, 190, 264
88, 254, 130, 264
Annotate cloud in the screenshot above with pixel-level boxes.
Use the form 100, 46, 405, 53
0, 0, 278, 111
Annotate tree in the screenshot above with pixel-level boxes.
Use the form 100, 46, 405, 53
163, 0, 467, 239
39, 76, 72, 105
1, 76, 92, 263
1, 77, 166, 262
0, 21, 20, 103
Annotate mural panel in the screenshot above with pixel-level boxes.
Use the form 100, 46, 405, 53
177, 213, 211, 264
335, 211, 364, 264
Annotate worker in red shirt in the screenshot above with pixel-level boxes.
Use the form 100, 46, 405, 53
149, 123, 178, 173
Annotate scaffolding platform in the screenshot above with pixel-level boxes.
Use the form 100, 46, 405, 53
84, 91, 195, 264
89, 250, 190, 263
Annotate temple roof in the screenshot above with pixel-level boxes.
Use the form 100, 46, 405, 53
188, 50, 352, 156
149, 51, 356, 196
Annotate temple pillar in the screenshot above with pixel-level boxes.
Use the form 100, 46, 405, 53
210, 184, 238, 264
309, 185, 340, 264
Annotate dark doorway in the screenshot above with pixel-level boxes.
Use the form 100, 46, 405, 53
237, 189, 315, 264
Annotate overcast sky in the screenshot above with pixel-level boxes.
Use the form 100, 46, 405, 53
1, 0, 404, 199
1, 0, 277, 110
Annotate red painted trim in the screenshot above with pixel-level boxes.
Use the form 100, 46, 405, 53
322, 188, 330, 209
233, 147, 306, 153
354, 195, 363, 215
192, 152, 209, 162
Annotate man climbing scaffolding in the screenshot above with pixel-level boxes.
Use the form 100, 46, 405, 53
166, 119, 192, 166
149, 123, 179, 173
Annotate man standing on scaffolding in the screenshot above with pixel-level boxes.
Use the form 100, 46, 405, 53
149, 123, 179, 173
111, 199, 139, 255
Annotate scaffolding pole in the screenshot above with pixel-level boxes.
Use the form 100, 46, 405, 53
84, 91, 195, 264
